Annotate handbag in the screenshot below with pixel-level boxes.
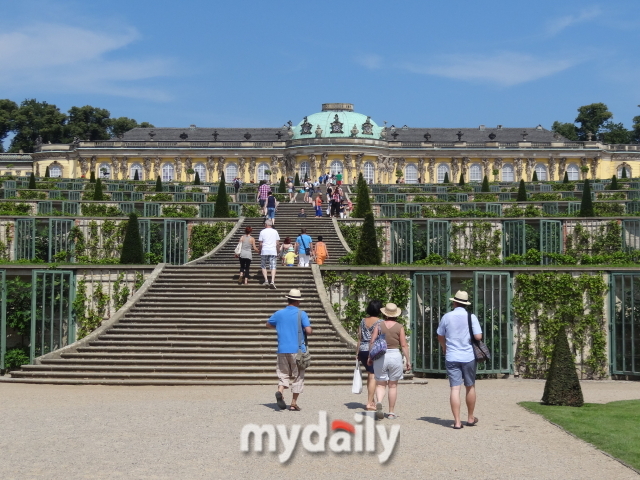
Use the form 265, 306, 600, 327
369, 320, 387, 361
351, 360, 362, 394
296, 310, 311, 370
467, 311, 491, 363
234, 240, 242, 257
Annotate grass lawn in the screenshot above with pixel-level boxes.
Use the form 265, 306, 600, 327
520, 400, 640, 471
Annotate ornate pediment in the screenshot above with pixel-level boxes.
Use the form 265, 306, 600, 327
361, 117, 373, 135
300, 117, 312, 135
330, 114, 343, 134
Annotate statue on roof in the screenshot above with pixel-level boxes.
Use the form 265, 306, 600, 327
315, 125, 322, 138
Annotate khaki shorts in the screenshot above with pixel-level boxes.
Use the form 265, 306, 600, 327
276, 354, 305, 394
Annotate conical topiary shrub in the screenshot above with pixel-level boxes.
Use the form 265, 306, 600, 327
354, 173, 372, 218
621, 167, 627, 179
354, 212, 381, 265
541, 326, 584, 407
155, 176, 163, 192
45, 166, 50, 178
516, 179, 527, 202
443, 172, 450, 184
609, 174, 618, 191
579, 179, 594, 217
294, 172, 300, 186
481, 175, 490, 192
459, 173, 465, 186
120, 212, 145, 264
278, 176, 286, 193
214, 172, 229, 217
28, 172, 36, 189
194, 171, 201, 185
133, 170, 139, 181
532, 171, 539, 182
93, 178, 104, 201
563, 171, 569, 184
89, 171, 96, 183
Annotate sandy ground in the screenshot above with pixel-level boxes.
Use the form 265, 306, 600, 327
0, 379, 638, 479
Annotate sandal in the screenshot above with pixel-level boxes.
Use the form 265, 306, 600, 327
387, 412, 398, 419
467, 417, 479, 426
375, 402, 384, 420
275, 391, 286, 410
453, 424, 464, 430
289, 404, 301, 411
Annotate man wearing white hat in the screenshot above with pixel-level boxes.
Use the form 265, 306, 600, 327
266, 289, 312, 411
437, 290, 482, 429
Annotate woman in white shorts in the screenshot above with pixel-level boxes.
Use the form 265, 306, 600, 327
368, 303, 411, 420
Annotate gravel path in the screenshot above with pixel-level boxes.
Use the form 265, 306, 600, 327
0, 379, 638, 479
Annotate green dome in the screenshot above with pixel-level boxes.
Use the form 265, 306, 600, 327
292, 103, 383, 140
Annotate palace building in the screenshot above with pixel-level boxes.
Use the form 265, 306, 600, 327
27, 103, 640, 182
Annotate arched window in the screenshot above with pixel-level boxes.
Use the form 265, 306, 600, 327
330, 160, 343, 176
617, 165, 631, 179
534, 163, 547, 181
299, 161, 310, 181
225, 163, 238, 180
99, 163, 111, 179
130, 163, 143, 180
502, 164, 514, 182
437, 164, 450, 183
162, 163, 174, 182
469, 164, 482, 182
364, 162, 375, 184
405, 164, 418, 183
566, 164, 579, 181
49, 165, 62, 178
194, 163, 206, 182
257, 163, 270, 182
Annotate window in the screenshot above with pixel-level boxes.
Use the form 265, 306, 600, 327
566, 164, 579, 181
469, 164, 482, 182
257, 163, 270, 182
130, 163, 143, 180
437, 164, 450, 183
194, 163, 206, 181
225, 163, 238, 180
162, 163, 174, 182
99, 163, 111, 179
330, 161, 343, 176
502, 164, 514, 182
617, 165, 631, 179
405, 164, 418, 183
299, 161, 310, 181
534, 164, 547, 181
364, 162, 375, 184
49, 165, 62, 178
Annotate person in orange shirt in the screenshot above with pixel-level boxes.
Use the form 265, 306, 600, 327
314, 236, 329, 265
315, 193, 323, 218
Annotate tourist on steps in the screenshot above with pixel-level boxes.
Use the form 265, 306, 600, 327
288, 178, 295, 203
236, 226, 258, 285
298, 208, 307, 218
267, 288, 312, 411
313, 235, 329, 265
258, 180, 270, 216
258, 220, 280, 289
266, 191, 278, 224
279, 237, 294, 266
368, 303, 411, 420
357, 300, 383, 411
295, 228, 313, 268
315, 194, 323, 218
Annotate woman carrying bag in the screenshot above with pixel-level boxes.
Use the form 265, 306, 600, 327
236, 226, 259, 285
356, 300, 383, 411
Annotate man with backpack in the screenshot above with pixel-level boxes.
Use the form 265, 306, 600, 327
295, 228, 313, 268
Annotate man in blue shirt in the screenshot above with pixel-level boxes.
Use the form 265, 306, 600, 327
295, 228, 313, 267
266, 288, 312, 411
437, 290, 483, 429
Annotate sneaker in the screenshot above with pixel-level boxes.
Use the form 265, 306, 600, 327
270, 282, 277, 289
264, 280, 270, 288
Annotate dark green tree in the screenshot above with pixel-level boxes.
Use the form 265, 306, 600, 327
632, 115, 640, 144
551, 121, 579, 141
45, 166, 50, 178
120, 213, 145, 264
278, 176, 286, 193
481, 175, 490, 192
575, 103, 613, 141
353, 212, 381, 265
107, 117, 155, 138
89, 171, 96, 183
563, 171, 569, 183
214, 173, 229, 217
579, 179, 594, 217
28, 172, 36, 189
155, 176, 163, 192
443, 172, 449, 184
0, 99, 18, 152
353, 173, 372, 218
93, 178, 104, 201
9, 99, 66, 152
609, 175, 618, 191
194, 171, 201, 185
294, 172, 300, 186
621, 167, 628, 179
64, 105, 111, 142
541, 326, 584, 407
600, 121, 632, 144
458, 173, 465, 186
516, 179, 527, 202
133, 170, 139, 181
532, 170, 539, 182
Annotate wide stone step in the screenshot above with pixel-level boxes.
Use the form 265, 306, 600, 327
10, 371, 355, 380
45, 357, 354, 365
2, 378, 354, 386
21, 364, 355, 373
76, 345, 352, 353
60, 352, 352, 360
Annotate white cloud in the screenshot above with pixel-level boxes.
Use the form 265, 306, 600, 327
355, 54, 383, 70
545, 7, 602, 37
401, 52, 581, 87
0, 23, 174, 101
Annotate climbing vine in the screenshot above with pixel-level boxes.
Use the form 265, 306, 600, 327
189, 222, 234, 260
512, 272, 607, 379
449, 221, 502, 265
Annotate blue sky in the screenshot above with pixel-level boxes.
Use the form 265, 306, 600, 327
1, 0, 639, 135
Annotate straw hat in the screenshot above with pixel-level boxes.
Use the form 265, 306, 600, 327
380, 303, 402, 318
450, 290, 472, 306
285, 288, 303, 301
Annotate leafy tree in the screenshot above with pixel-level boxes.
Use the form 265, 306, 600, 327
443, 172, 449, 184
632, 115, 640, 144
89, 171, 96, 183
600, 121, 632, 144
120, 213, 145, 264
551, 121, 579, 141
458, 173, 465, 186
575, 103, 613, 141
194, 171, 201, 185
107, 117, 155, 138
294, 172, 300, 186
541, 326, 584, 407
532, 171, 538, 182
278, 176, 286, 193
563, 171, 569, 183
0, 99, 18, 152
6, 277, 32, 345
579, 179, 594, 217
9, 99, 66, 152
516, 179, 527, 202
28, 172, 36, 189
45, 166, 50, 178
354, 212, 381, 265
481, 175, 490, 192
609, 174, 618, 190
354, 173, 372, 218
133, 170, 139, 181
214, 172, 229, 217
64, 105, 111, 142
93, 178, 104, 201
155, 176, 163, 192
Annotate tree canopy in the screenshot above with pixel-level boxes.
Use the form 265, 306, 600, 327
552, 103, 637, 144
